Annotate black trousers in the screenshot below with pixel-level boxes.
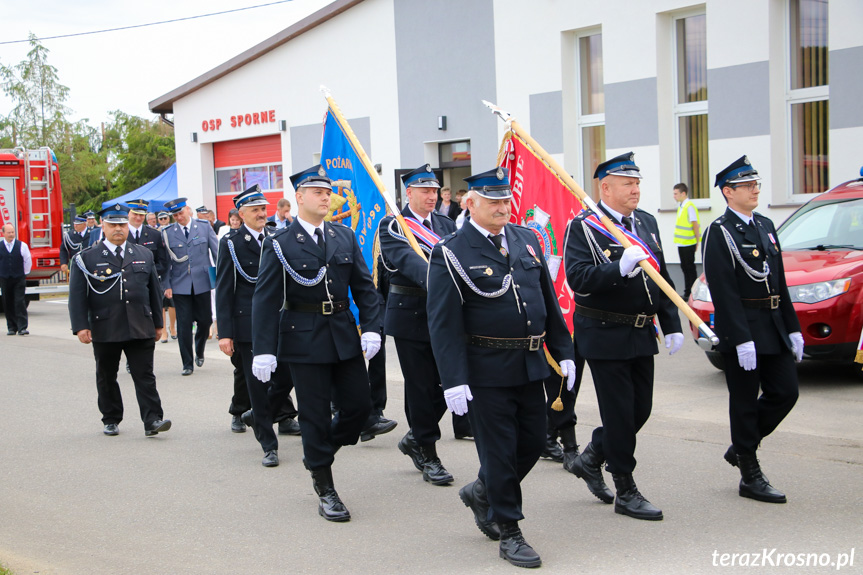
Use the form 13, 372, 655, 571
721, 350, 799, 455
544, 348, 585, 431
228, 352, 251, 415
289, 354, 371, 469
587, 355, 654, 474
678, 244, 697, 299
92, 339, 163, 426
235, 341, 296, 452
470, 382, 545, 524
1, 275, 28, 332
395, 337, 447, 446
366, 333, 388, 423
173, 291, 212, 370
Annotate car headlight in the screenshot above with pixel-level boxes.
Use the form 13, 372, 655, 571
788, 278, 851, 304
691, 277, 712, 302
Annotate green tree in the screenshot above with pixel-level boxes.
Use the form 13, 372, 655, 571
0, 33, 71, 147
106, 111, 175, 196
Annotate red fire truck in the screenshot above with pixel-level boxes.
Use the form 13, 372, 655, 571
0, 147, 65, 306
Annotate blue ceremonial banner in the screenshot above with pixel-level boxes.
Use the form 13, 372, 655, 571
320, 108, 386, 274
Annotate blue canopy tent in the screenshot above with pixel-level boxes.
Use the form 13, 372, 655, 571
106, 164, 178, 213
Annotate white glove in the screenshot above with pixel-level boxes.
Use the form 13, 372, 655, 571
736, 341, 757, 371
665, 333, 685, 356
560, 359, 577, 391
444, 384, 473, 416
252, 354, 277, 383
361, 332, 382, 361
619, 245, 649, 276
789, 332, 804, 363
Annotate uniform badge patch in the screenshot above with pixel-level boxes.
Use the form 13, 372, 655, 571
752, 249, 760, 257
484, 268, 493, 276
328, 228, 336, 237
105, 268, 112, 275
245, 234, 251, 241
526, 244, 539, 262
603, 249, 611, 258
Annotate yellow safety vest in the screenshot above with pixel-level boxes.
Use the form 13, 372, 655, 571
674, 199, 700, 246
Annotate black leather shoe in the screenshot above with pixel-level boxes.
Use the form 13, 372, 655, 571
278, 418, 301, 435
241, 409, 255, 428
459, 479, 500, 541
195, 357, 204, 367
103, 423, 119, 436
540, 432, 564, 463
737, 453, 786, 503
612, 473, 663, 520
418, 444, 453, 485
498, 522, 541, 568
7, 329, 16, 335
569, 442, 614, 503
18, 329, 29, 336
398, 431, 425, 472
360, 417, 397, 442
262, 450, 279, 467
231, 415, 246, 433
309, 466, 350, 522
454, 431, 474, 440
181, 368, 193, 376
145, 419, 172, 436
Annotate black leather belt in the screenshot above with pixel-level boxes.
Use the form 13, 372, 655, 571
468, 332, 546, 351
575, 305, 654, 328
282, 300, 349, 315
389, 284, 427, 297
741, 295, 780, 309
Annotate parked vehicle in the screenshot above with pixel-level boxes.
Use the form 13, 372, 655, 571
0, 147, 65, 310
688, 169, 863, 370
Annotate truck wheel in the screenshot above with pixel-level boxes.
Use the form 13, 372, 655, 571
705, 351, 726, 371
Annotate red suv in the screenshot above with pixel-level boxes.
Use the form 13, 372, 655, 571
688, 169, 863, 370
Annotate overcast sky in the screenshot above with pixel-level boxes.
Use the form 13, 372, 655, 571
0, 0, 333, 127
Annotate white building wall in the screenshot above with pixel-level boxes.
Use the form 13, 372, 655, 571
172, 0, 400, 210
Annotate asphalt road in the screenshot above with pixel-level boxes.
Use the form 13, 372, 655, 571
1, 298, 861, 575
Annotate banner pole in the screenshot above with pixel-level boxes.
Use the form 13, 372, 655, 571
483, 100, 719, 346
321, 86, 427, 262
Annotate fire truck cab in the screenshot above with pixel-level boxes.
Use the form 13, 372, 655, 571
0, 147, 65, 308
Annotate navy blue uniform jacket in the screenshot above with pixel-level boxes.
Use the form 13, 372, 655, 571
427, 222, 573, 390
564, 206, 681, 360
215, 227, 264, 343
378, 207, 456, 341
252, 219, 381, 364
68, 242, 163, 342
702, 208, 799, 354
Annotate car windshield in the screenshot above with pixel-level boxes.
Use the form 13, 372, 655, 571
778, 198, 863, 251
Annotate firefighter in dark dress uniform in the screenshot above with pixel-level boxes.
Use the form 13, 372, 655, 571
702, 156, 802, 504
125, 199, 168, 279
564, 152, 683, 521
68, 203, 171, 437
427, 167, 575, 568
59, 215, 88, 274
252, 165, 381, 522
216, 185, 298, 467
379, 164, 456, 486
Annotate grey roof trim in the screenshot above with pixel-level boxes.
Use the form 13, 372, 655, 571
149, 0, 365, 114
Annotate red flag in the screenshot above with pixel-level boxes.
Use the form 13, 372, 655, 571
500, 133, 584, 332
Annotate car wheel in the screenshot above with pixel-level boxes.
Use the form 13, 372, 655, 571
705, 351, 726, 371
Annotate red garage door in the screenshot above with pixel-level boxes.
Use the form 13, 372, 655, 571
213, 135, 285, 222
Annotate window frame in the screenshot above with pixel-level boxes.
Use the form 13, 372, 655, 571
214, 161, 285, 196
574, 27, 605, 201
785, 0, 829, 200
671, 8, 710, 207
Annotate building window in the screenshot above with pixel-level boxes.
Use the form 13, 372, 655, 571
788, 0, 828, 195
673, 12, 708, 200
215, 163, 284, 196
439, 141, 471, 168
576, 31, 605, 201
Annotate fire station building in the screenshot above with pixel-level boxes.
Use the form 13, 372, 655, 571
150, 0, 863, 264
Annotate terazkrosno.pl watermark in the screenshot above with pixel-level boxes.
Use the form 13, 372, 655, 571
712, 549, 855, 570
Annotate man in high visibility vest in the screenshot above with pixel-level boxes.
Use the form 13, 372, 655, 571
673, 183, 700, 300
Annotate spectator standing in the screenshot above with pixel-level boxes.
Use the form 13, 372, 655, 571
1, 223, 31, 335
672, 183, 700, 300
